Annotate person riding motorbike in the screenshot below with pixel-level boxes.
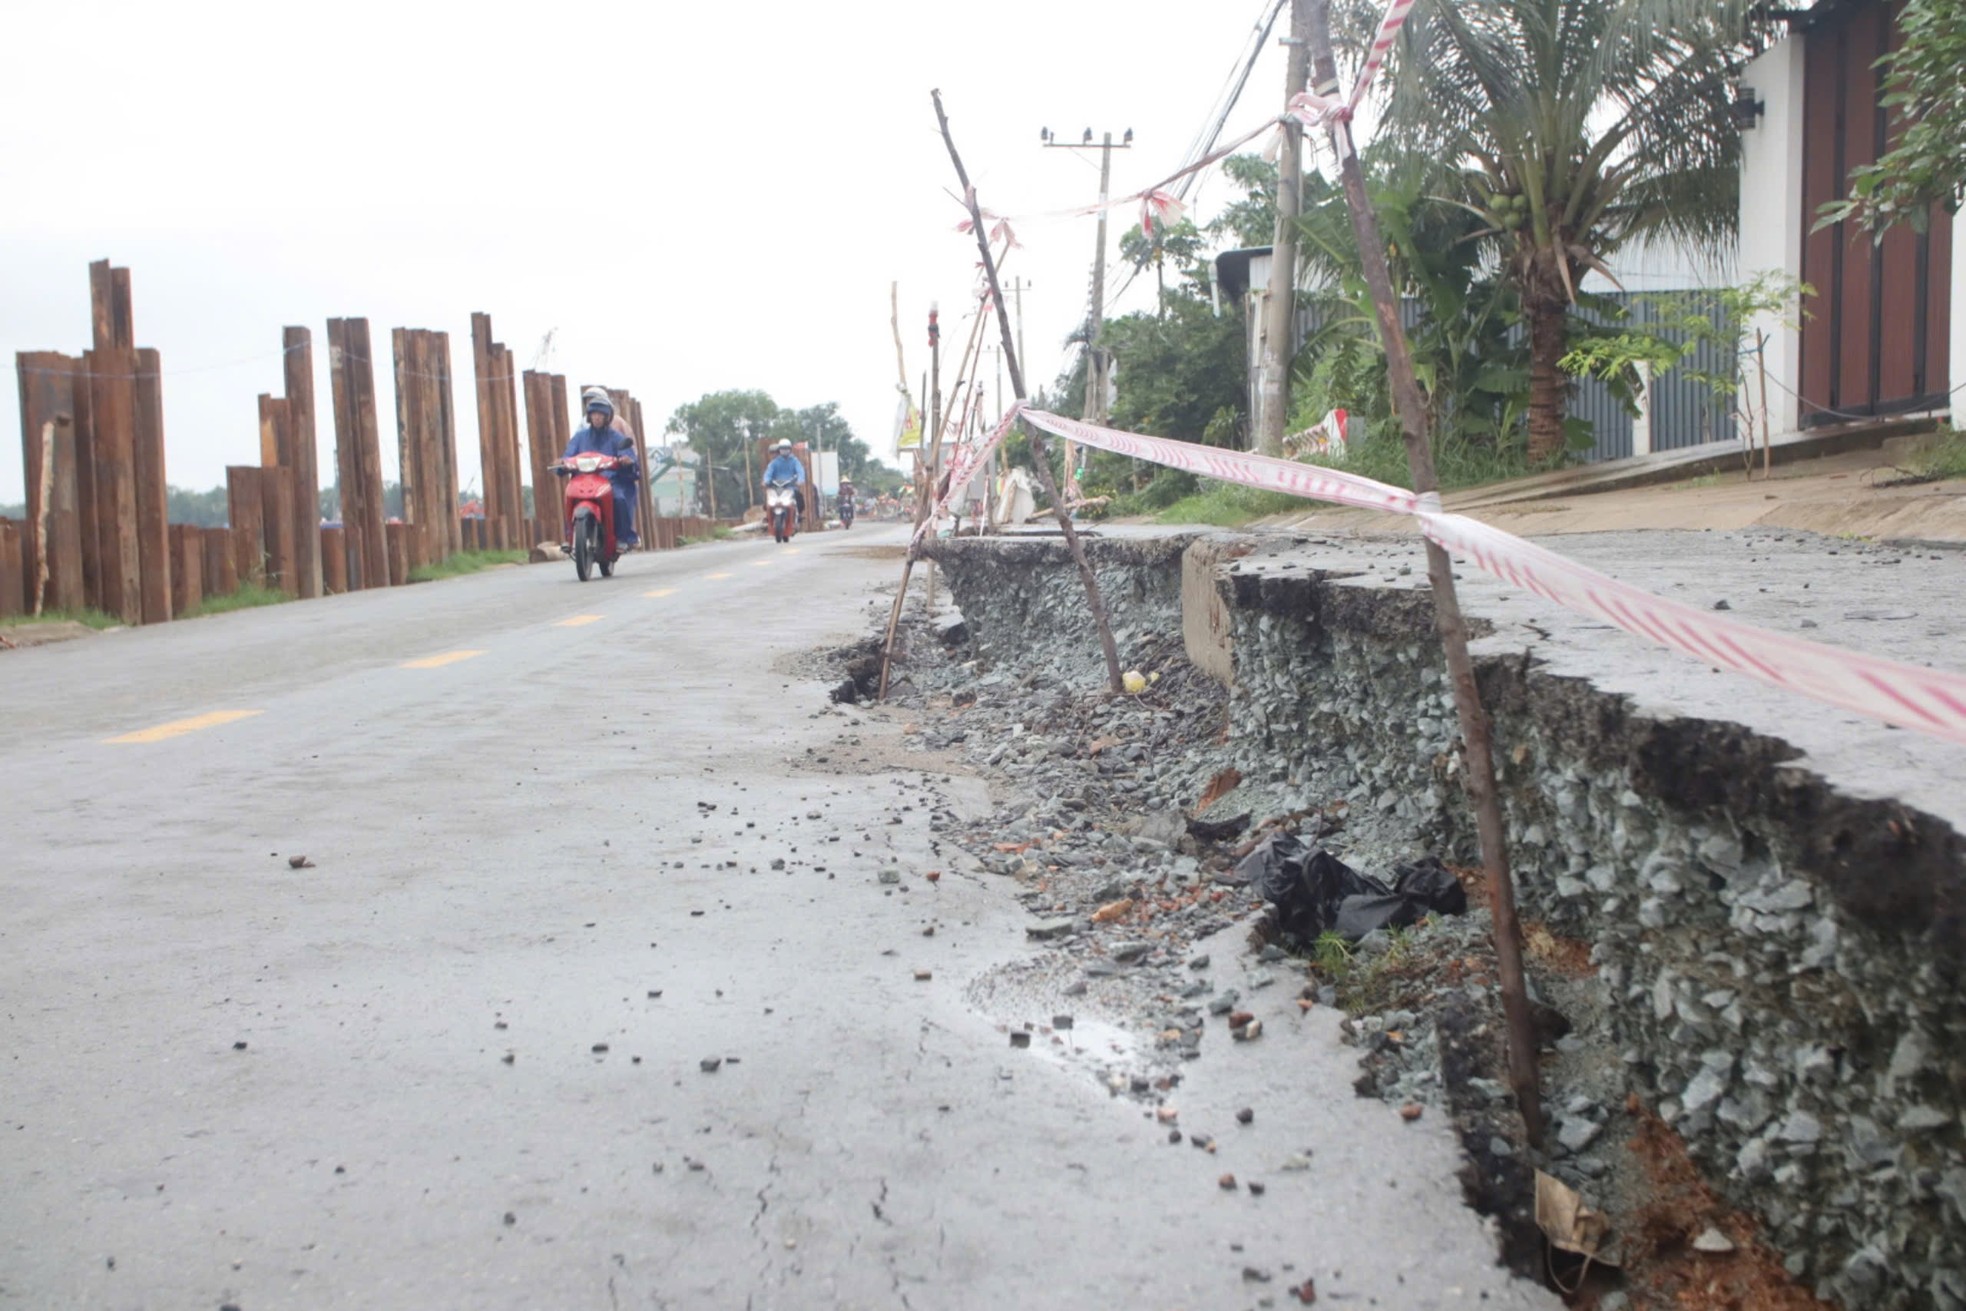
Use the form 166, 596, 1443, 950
763, 439, 805, 516
837, 477, 856, 526
563, 394, 639, 548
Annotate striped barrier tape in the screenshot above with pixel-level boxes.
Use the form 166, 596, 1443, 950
1018, 407, 1966, 748
912, 403, 1026, 545
1349, 0, 1418, 111
1289, 0, 1418, 125
1022, 407, 1418, 516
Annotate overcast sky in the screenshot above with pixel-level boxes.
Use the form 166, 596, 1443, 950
0, 0, 1299, 504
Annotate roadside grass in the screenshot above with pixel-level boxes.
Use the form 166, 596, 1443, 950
1307, 924, 1436, 1014
1906, 427, 1966, 481
1682, 472, 1725, 489
181, 583, 291, 618
680, 528, 736, 545
1156, 485, 1310, 526
408, 549, 528, 583
2, 606, 121, 629
1145, 437, 1534, 526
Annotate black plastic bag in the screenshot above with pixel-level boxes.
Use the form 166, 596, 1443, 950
1242, 836, 1385, 941
1392, 856, 1467, 917
1244, 838, 1469, 942
1333, 892, 1415, 939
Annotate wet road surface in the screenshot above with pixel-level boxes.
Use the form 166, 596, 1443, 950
0, 526, 1553, 1310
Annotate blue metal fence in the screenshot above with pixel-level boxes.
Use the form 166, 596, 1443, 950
1629, 293, 1738, 454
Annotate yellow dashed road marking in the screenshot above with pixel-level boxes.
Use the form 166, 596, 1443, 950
784, 548, 802, 555
555, 615, 605, 628
705, 572, 731, 581
106, 709, 263, 745
402, 650, 485, 669
644, 588, 677, 599
752, 559, 774, 568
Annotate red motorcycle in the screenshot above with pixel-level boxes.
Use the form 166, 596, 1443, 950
764, 476, 801, 544
553, 453, 630, 581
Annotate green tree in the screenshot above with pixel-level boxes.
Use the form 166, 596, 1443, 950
772, 402, 906, 494
665, 389, 782, 515
1818, 0, 1966, 233
165, 484, 230, 527
1072, 234, 1248, 501
1290, 160, 1535, 464
1208, 154, 1283, 249
1376, 0, 1749, 462
1120, 217, 1207, 313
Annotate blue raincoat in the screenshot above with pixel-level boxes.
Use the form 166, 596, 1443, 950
563, 408, 639, 545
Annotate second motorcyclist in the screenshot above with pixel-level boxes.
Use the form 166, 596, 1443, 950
763, 439, 806, 517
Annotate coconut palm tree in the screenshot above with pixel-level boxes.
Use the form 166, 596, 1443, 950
1374, 0, 1751, 462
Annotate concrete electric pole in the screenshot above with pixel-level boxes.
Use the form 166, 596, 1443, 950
1043, 126, 1131, 502
1256, 0, 1311, 457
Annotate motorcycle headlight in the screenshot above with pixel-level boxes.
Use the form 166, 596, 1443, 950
576, 456, 600, 472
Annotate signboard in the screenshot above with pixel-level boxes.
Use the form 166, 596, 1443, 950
894, 396, 922, 452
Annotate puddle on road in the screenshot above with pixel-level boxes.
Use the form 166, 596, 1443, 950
964, 954, 1157, 1090
1017, 1014, 1139, 1070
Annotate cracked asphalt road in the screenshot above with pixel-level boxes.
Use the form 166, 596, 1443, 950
0, 526, 1554, 1310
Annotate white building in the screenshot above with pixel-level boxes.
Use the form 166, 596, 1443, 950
1739, 0, 1960, 436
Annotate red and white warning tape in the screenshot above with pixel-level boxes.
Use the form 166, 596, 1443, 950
1348, 0, 1418, 111
1023, 408, 1417, 516
952, 0, 1420, 239
912, 404, 1026, 545
1016, 407, 1966, 749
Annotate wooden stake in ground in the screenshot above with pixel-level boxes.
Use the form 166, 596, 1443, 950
932, 88, 1124, 696
1306, 0, 1543, 1147
878, 302, 958, 699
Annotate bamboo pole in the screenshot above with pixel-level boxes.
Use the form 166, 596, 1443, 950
1306, 0, 1542, 1146
931, 89, 1123, 695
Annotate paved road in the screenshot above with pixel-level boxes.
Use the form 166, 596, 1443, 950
0, 526, 1550, 1310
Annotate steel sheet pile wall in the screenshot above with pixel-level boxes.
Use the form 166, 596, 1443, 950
8, 260, 172, 623
521, 370, 572, 546
327, 318, 389, 590
470, 314, 527, 551
6, 258, 697, 624
393, 328, 462, 571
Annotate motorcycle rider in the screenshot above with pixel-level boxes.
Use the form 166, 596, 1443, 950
837, 477, 856, 525
763, 439, 806, 516
563, 393, 640, 549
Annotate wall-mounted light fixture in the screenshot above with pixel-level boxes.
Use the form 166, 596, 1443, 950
1730, 86, 1766, 130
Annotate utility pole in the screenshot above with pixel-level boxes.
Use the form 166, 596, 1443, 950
1257, 0, 1311, 457
1043, 126, 1131, 501
1009, 277, 1030, 384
